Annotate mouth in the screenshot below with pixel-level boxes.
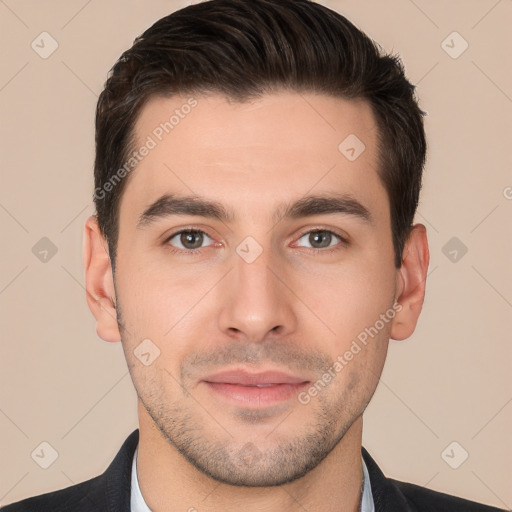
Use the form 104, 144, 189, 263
202, 369, 311, 407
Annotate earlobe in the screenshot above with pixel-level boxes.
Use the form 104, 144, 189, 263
390, 224, 430, 341
83, 215, 121, 343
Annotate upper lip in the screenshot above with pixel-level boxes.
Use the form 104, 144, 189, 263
203, 369, 310, 386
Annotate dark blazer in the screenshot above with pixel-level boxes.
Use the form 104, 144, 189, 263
1, 429, 507, 511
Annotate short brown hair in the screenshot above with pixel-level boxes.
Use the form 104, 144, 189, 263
93, 0, 426, 270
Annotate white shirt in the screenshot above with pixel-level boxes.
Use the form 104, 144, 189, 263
131, 444, 375, 512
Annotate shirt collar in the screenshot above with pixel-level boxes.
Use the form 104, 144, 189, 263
131, 444, 375, 512
131, 445, 152, 512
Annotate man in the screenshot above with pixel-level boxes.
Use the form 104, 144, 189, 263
1, 0, 506, 511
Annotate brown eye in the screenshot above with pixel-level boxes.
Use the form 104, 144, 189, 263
167, 230, 211, 250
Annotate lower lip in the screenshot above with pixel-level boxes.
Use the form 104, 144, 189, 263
203, 382, 310, 407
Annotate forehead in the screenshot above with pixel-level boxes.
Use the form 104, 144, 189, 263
119, 92, 387, 225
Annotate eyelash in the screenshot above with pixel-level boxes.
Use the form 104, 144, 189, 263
163, 227, 348, 256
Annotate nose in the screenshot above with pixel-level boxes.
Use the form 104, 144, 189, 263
217, 246, 298, 343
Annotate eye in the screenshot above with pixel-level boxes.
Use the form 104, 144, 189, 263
165, 229, 213, 251
295, 229, 346, 251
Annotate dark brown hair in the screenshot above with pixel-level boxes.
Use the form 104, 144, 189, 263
94, 0, 426, 270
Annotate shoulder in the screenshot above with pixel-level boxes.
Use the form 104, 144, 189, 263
362, 446, 507, 512
392, 478, 508, 512
0, 475, 106, 512
1, 429, 139, 512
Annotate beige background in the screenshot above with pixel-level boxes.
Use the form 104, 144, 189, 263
1, 0, 511, 509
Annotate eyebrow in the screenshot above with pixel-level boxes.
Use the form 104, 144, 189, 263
136, 192, 372, 229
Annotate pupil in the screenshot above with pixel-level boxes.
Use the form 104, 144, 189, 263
311, 231, 330, 248
182, 231, 202, 249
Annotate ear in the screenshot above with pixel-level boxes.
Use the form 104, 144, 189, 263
390, 223, 430, 341
83, 215, 121, 343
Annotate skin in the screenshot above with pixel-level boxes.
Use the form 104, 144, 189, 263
83, 92, 429, 512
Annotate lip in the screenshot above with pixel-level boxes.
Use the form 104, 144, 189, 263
202, 369, 310, 386
202, 369, 310, 408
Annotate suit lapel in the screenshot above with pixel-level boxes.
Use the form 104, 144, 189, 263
103, 429, 140, 512
362, 447, 417, 512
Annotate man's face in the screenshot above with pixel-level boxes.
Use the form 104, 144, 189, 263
113, 92, 399, 486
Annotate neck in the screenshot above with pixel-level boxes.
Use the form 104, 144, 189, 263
136, 401, 364, 512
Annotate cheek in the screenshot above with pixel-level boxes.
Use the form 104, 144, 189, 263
300, 258, 396, 344
115, 247, 205, 332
